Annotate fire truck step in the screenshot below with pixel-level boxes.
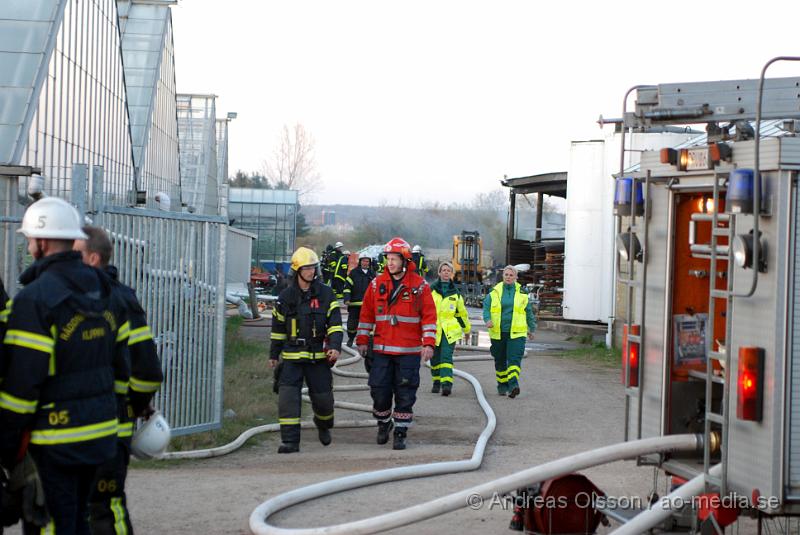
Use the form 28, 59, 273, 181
712, 227, 733, 237
706, 412, 725, 425
708, 350, 727, 362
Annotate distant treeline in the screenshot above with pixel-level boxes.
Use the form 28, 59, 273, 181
298, 192, 564, 259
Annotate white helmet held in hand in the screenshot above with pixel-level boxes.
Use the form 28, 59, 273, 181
18, 197, 87, 240
131, 411, 171, 460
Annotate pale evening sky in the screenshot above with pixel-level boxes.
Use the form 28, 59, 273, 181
171, 0, 799, 206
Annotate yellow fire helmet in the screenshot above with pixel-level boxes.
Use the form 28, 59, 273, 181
291, 247, 320, 272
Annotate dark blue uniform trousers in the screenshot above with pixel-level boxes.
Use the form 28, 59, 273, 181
368, 353, 420, 428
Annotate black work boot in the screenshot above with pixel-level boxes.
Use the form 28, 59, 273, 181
441, 384, 452, 397
431, 382, 440, 394
346, 337, 354, 348
318, 427, 332, 446
278, 442, 299, 454
376, 420, 394, 445
392, 428, 407, 450
509, 386, 521, 399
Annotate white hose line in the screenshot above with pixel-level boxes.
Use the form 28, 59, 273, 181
162, 350, 373, 460
250, 434, 703, 535
161, 420, 376, 460
249, 359, 498, 535
611, 463, 721, 535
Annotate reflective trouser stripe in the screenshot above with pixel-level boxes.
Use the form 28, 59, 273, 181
111, 496, 130, 535
279, 418, 300, 425
314, 412, 333, 421
114, 381, 129, 395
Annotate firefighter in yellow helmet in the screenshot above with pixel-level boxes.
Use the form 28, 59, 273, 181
268, 247, 343, 453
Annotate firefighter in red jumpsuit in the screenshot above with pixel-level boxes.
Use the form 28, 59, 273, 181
356, 237, 436, 450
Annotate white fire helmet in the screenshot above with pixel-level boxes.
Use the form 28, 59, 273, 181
18, 197, 87, 240
131, 411, 171, 460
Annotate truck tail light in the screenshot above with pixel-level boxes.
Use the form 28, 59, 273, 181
622, 324, 640, 387
737, 347, 764, 422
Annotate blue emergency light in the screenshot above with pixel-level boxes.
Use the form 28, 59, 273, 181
726, 168, 755, 214
614, 177, 644, 216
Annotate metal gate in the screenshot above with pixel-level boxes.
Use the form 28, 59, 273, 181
1, 170, 228, 436
95, 205, 227, 436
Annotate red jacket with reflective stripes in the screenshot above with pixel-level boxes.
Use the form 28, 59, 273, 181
355, 269, 437, 355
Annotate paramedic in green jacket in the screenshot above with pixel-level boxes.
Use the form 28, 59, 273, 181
429, 262, 471, 396
482, 265, 536, 398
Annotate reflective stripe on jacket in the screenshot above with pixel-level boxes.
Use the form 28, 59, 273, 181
487, 282, 529, 340
355, 270, 436, 355
431, 289, 471, 345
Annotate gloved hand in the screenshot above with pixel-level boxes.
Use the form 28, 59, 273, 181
1, 466, 20, 528
8, 454, 48, 528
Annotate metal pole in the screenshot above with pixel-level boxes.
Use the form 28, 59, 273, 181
535, 192, 543, 243
507, 191, 516, 265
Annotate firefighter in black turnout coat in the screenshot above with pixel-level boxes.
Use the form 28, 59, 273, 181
342, 252, 376, 347
269, 247, 343, 453
0, 197, 130, 534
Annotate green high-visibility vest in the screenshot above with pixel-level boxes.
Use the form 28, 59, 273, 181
487, 282, 529, 340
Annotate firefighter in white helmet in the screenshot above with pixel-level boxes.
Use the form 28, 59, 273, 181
0, 197, 130, 533
268, 247, 343, 453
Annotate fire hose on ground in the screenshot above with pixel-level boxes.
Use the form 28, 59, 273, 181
162, 346, 495, 460
159, 343, 714, 534
247, 348, 710, 534
249, 432, 708, 534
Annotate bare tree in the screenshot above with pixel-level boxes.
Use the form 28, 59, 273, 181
263, 123, 322, 199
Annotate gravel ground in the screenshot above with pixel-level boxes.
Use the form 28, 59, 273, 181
117, 326, 661, 534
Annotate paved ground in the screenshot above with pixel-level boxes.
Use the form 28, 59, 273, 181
116, 321, 664, 535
